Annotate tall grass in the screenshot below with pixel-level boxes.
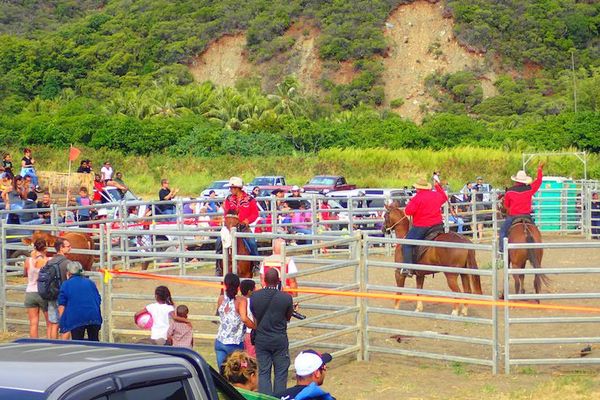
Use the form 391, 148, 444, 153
6, 146, 597, 198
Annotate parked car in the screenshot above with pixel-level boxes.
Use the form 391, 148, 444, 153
0, 338, 245, 400
303, 175, 356, 194
201, 180, 229, 198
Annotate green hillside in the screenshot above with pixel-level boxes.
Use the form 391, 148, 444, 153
0, 0, 599, 156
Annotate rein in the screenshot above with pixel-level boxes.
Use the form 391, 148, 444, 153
385, 214, 408, 233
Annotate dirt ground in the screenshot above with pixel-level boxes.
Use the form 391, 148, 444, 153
3, 235, 600, 399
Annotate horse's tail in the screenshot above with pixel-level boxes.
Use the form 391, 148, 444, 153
526, 227, 550, 289
466, 249, 483, 295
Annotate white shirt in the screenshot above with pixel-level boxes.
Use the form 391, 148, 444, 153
260, 256, 298, 275
146, 302, 174, 340
101, 166, 113, 180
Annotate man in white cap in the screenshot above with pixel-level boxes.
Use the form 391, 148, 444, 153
287, 185, 303, 210
499, 162, 544, 254
277, 349, 335, 400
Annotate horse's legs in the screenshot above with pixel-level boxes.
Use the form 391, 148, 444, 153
459, 274, 472, 316
444, 273, 462, 316
415, 274, 425, 312
394, 268, 406, 310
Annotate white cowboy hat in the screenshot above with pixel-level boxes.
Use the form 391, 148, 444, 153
413, 178, 432, 190
226, 176, 244, 188
291, 185, 300, 191
511, 170, 532, 185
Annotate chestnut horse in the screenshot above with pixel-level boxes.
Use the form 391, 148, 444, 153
218, 213, 253, 278
505, 220, 550, 298
383, 204, 482, 316
23, 231, 95, 271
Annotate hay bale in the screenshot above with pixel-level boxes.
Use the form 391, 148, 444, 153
38, 171, 93, 198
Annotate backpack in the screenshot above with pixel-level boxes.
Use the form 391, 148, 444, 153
37, 259, 63, 301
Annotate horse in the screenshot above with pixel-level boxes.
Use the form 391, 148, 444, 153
505, 219, 550, 298
215, 213, 253, 278
23, 231, 95, 271
383, 203, 482, 316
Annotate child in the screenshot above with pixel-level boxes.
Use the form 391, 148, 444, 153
1, 153, 13, 177
75, 187, 92, 222
135, 286, 188, 345
167, 305, 194, 348
240, 280, 256, 357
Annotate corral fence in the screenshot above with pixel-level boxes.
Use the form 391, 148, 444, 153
1, 185, 600, 374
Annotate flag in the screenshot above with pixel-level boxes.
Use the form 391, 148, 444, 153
69, 146, 81, 161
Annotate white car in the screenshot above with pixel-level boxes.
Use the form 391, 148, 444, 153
201, 180, 230, 198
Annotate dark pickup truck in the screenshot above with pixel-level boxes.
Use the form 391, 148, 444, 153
302, 175, 357, 194
0, 339, 246, 400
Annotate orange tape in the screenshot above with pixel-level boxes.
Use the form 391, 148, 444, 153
99, 269, 600, 314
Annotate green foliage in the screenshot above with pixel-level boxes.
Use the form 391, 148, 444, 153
426, 71, 484, 113
390, 98, 404, 108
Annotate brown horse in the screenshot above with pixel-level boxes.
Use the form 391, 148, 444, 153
218, 213, 253, 278
506, 220, 550, 297
23, 231, 95, 271
383, 204, 482, 316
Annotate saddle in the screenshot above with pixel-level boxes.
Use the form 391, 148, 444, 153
508, 215, 534, 234
414, 224, 445, 262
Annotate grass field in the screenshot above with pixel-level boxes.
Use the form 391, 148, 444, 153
7, 146, 597, 198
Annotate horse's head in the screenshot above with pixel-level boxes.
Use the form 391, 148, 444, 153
224, 212, 240, 231
22, 231, 57, 247
382, 202, 409, 236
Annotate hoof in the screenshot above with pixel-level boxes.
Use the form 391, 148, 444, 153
394, 301, 401, 310
451, 309, 459, 317
460, 306, 468, 317
415, 302, 423, 313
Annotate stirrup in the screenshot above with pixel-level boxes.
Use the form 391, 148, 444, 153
400, 268, 413, 277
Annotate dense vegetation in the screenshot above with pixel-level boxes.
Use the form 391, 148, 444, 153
0, 0, 598, 159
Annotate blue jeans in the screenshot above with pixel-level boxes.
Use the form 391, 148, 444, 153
449, 216, 465, 233
256, 343, 290, 395
499, 216, 515, 253
292, 227, 312, 244
21, 167, 39, 187
215, 340, 244, 370
402, 226, 430, 264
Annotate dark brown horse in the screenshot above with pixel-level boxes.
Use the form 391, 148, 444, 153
383, 204, 482, 316
506, 220, 550, 297
220, 213, 253, 278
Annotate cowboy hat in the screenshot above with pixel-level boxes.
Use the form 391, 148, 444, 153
413, 178, 432, 190
226, 176, 244, 188
511, 170, 532, 185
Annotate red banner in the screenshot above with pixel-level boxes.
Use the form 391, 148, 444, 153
69, 146, 81, 161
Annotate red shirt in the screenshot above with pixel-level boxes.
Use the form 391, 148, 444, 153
223, 191, 259, 224
93, 180, 105, 202
504, 167, 543, 216
405, 182, 448, 227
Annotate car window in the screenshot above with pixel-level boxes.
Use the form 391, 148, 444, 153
105, 380, 190, 400
309, 177, 336, 185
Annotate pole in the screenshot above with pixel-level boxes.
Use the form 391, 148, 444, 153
66, 145, 73, 208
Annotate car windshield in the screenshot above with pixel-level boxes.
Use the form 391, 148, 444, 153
104, 188, 137, 202
309, 177, 336, 185
208, 181, 228, 189
249, 177, 274, 186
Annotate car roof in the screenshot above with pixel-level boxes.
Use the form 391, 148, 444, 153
0, 342, 182, 393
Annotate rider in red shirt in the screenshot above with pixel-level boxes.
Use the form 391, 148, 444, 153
402, 177, 448, 276
499, 163, 544, 253
222, 176, 259, 258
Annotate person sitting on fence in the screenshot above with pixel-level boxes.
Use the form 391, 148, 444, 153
401, 177, 448, 277
21, 191, 46, 225
36, 192, 53, 224
448, 195, 465, 234
1, 152, 13, 178
76, 160, 91, 174
158, 178, 179, 217
499, 162, 544, 254
20, 148, 41, 193
291, 202, 312, 244
167, 304, 194, 349
75, 187, 92, 223
2, 175, 25, 223
260, 238, 298, 296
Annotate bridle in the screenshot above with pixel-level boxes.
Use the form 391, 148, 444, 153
383, 209, 408, 233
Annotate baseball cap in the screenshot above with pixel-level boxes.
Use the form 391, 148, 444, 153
294, 350, 333, 376
291, 185, 300, 191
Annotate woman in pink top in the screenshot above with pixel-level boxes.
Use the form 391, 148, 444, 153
24, 238, 50, 338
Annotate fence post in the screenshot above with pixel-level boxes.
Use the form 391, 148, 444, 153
490, 227, 499, 375
491, 191, 498, 247
348, 197, 354, 235
584, 185, 592, 240
443, 202, 450, 233
270, 197, 277, 233
471, 195, 478, 242
359, 232, 369, 361
311, 194, 318, 257
0, 224, 6, 333
231, 228, 238, 275
503, 237, 511, 374
50, 204, 59, 229
561, 184, 567, 234
178, 232, 185, 276
106, 225, 114, 342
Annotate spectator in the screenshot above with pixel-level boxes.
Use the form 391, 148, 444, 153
158, 178, 179, 216
36, 192, 52, 223
135, 285, 188, 345
22, 175, 34, 196
21, 191, 45, 225
167, 305, 194, 349
260, 238, 298, 296
24, 238, 50, 338
47, 238, 72, 339
319, 199, 335, 230
216, 273, 255, 370
100, 161, 113, 183
223, 351, 279, 400
277, 350, 335, 400
240, 279, 256, 357
287, 186, 303, 210
291, 202, 312, 237
206, 190, 220, 213
271, 188, 286, 211
1, 152, 13, 177
2, 175, 25, 223
592, 192, 600, 239
449, 195, 465, 234
113, 171, 126, 188
20, 148, 41, 192
92, 173, 105, 203
76, 160, 91, 174
58, 261, 102, 341
76, 187, 92, 222
250, 268, 294, 395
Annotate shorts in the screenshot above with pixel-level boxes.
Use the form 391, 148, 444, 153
47, 300, 59, 324
24, 292, 48, 311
